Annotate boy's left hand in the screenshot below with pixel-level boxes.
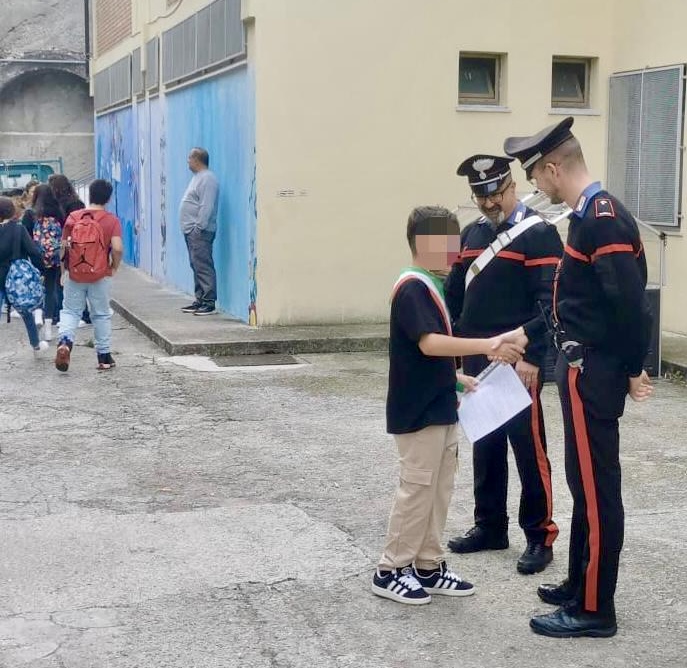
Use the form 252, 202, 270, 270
457, 373, 478, 392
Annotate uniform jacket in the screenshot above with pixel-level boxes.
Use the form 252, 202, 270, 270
445, 202, 563, 368
554, 183, 651, 376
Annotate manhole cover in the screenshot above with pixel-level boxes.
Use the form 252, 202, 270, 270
211, 354, 302, 367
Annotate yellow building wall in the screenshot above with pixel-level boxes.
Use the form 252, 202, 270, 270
249, 0, 617, 324
611, 0, 687, 334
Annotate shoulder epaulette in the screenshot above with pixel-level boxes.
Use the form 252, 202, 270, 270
594, 198, 615, 219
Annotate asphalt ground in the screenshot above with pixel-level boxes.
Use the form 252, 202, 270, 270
1, 315, 686, 667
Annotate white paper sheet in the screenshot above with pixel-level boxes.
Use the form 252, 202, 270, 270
457, 362, 533, 444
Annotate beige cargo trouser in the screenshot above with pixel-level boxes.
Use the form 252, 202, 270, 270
378, 423, 459, 571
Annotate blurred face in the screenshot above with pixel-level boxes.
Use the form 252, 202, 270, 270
472, 178, 517, 224
529, 160, 564, 204
187, 153, 200, 173
415, 232, 461, 271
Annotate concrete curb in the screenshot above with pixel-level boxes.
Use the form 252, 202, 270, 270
110, 298, 389, 357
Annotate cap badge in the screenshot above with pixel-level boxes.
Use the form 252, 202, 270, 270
472, 158, 495, 180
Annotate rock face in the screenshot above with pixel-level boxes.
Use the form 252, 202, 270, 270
0, 0, 94, 179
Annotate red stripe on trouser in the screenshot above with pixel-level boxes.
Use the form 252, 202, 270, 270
568, 366, 601, 611
529, 384, 557, 546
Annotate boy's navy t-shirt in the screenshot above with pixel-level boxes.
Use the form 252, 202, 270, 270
386, 277, 457, 434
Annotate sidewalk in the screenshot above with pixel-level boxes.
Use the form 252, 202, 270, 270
111, 265, 687, 374
110, 266, 388, 356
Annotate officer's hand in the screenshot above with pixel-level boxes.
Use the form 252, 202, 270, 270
628, 370, 653, 402
516, 360, 539, 390
489, 341, 524, 365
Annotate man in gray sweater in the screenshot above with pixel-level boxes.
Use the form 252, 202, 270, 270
179, 147, 220, 315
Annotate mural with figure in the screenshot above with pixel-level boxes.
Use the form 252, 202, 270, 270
96, 108, 140, 268
94, 65, 256, 322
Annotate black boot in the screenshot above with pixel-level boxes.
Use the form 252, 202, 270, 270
530, 605, 617, 638
537, 579, 574, 606
517, 541, 553, 574
447, 525, 508, 553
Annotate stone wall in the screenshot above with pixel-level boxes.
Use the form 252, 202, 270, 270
0, 0, 93, 178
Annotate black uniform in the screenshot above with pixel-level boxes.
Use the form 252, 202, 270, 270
551, 182, 651, 615
445, 201, 563, 545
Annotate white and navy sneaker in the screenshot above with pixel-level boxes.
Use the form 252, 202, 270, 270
371, 566, 431, 605
414, 561, 475, 597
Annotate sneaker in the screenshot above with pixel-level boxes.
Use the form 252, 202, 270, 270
371, 566, 431, 605
41, 322, 53, 341
55, 340, 72, 372
33, 308, 44, 326
517, 541, 553, 575
33, 341, 49, 359
447, 525, 509, 553
414, 561, 476, 597
97, 352, 116, 371
193, 304, 217, 316
181, 301, 201, 313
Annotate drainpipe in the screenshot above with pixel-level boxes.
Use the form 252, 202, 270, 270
84, 0, 91, 78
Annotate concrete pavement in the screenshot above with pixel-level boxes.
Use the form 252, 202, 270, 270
110, 265, 687, 377
1, 311, 686, 667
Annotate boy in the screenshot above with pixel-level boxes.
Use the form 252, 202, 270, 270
55, 179, 123, 372
372, 206, 527, 605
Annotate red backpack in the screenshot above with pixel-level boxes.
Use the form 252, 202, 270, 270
67, 210, 110, 283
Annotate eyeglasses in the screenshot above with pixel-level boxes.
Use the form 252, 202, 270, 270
471, 181, 512, 205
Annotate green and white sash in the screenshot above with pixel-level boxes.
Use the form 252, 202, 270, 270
391, 268, 452, 336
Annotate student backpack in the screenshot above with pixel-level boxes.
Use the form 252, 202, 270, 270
4, 224, 45, 312
33, 215, 62, 268
67, 210, 110, 283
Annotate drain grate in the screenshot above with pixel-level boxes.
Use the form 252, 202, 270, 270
211, 354, 302, 367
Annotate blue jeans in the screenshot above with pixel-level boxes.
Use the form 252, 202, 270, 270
59, 276, 113, 354
0, 290, 40, 348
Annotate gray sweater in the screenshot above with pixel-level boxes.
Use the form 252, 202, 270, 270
179, 169, 219, 234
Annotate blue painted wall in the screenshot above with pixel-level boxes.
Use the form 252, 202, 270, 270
95, 65, 256, 322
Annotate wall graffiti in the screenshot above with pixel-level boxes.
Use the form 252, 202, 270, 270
94, 66, 255, 322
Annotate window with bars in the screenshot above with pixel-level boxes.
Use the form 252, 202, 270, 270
607, 65, 684, 227
162, 0, 245, 86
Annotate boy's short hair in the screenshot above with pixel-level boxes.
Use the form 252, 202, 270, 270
89, 179, 113, 205
407, 206, 460, 255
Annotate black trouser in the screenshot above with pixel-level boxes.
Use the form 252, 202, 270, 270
42, 266, 61, 321
463, 354, 559, 545
555, 350, 626, 615
184, 228, 217, 306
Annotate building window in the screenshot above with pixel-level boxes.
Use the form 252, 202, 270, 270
607, 65, 684, 228
551, 57, 591, 108
459, 53, 501, 106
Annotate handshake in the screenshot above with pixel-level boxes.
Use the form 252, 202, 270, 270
488, 327, 528, 365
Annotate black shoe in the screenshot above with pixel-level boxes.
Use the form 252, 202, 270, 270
537, 579, 575, 606
97, 352, 116, 371
517, 541, 553, 574
193, 304, 217, 316
181, 301, 201, 313
530, 606, 617, 638
447, 525, 509, 553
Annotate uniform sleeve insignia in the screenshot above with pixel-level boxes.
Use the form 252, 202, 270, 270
594, 198, 615, 218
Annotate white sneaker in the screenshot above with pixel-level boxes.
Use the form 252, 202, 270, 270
33, 341, 49, 359
34, 308, 44, 326
42, 322, 53, 341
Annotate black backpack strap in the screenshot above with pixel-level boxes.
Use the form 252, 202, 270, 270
12, 221, 22, 261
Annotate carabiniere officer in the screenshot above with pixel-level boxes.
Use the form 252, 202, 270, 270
504, 116, 654, 638
445, 155, 563, 575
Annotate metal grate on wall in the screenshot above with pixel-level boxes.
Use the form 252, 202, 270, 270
146, 36, 160, 90
162, 0, 245, 86
608, 65, 685, 227
94, 55, 132, 113
132, 47, 143, 96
